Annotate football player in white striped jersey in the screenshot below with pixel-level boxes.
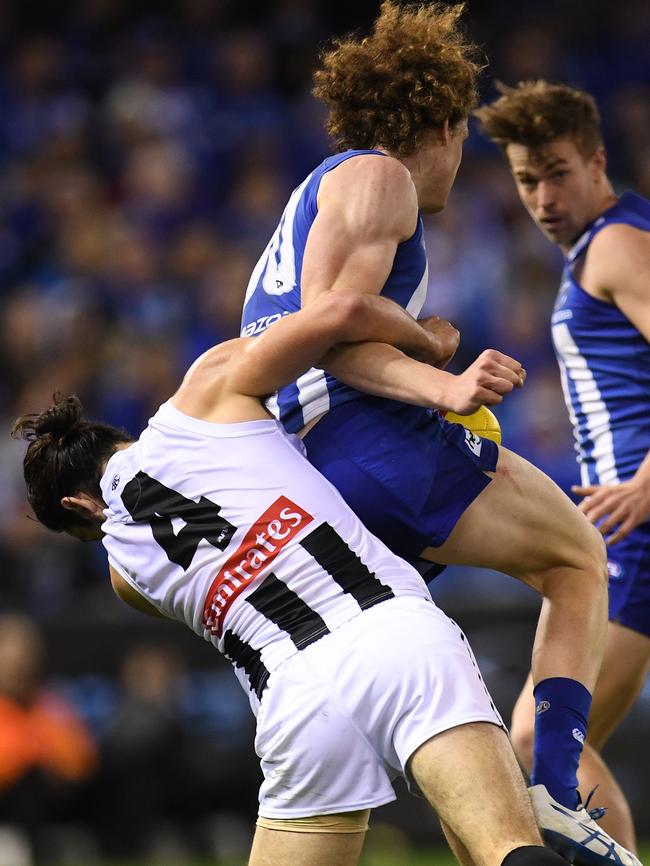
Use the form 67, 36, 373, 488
13, 292, 578, 866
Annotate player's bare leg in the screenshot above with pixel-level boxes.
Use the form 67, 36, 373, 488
248, 821, 366, 866
512, 672, 636, 848
423, 447, 608, 692
249, 736, 557, 866
512, 622, 650, 851
578, 750, 635, 850
585, 624, 650, 752
409, 721, 542, 866
439, 818, 479, 866
420, 448, 625, 864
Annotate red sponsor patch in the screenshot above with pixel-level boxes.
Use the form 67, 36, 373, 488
202, 496, 313, 637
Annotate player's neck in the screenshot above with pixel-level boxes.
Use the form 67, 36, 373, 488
393, 149, 448, 214
561, 182, 618, 254
590, 178, 618, 223
100, 441, 134, 474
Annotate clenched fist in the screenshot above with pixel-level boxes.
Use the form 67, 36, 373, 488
439, 349, 526, 415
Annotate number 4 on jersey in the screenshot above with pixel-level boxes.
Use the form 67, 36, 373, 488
122, 471, 236, 569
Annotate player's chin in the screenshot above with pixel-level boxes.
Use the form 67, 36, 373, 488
537, 221, 572, 246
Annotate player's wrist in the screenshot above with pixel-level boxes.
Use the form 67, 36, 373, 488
421, 368, 460, 411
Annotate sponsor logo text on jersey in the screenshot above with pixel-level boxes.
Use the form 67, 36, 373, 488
240, 310, 291, 338
202, 496, 314, 637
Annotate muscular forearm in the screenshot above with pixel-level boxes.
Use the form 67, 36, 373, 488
321, 340, 524, 415
321, 342, 456, 408
335, 293, 456, 366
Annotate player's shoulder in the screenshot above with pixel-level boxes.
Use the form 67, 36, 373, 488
173, 339, 241, 405
173, 337, 273, 424
323, 152, 415, 198
319, 153, 417, 237
591, 222, 650, 249
588, 222, 650, 276
182, 339, 240, 383
584, 221, 650, 300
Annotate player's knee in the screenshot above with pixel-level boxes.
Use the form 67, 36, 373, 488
579, 523, 608, 591
565, 508, 607, 570
542, 519, 607, 599
502, 845, 570, 866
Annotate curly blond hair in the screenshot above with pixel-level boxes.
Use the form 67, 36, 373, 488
312, 1, 483, 157
474, 81, 603, 157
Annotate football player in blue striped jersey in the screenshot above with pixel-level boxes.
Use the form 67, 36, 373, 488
240, 6, 623, 858
476, 79, 650, 854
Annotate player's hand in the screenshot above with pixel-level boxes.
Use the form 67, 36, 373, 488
417, 316, 460, 369
444, 349, 526, 414
572, 479, 650, 545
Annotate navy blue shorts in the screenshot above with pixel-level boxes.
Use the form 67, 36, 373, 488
606, 523, 650, 637
303, 396, 499, 560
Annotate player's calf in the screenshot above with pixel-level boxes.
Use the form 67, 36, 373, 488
409, 722, 544, 866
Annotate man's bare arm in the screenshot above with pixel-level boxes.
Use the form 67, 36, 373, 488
173, 291, 525, 423
180, 292, 454, 406
301, 154, 418, 303
300, 153, 461, 395
323, 342, 525, 411
582, 223, 650, 338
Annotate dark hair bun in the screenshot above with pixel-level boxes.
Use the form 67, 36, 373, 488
34, 394, 83, 437
13, 395, 131, 532
12, 393, 83, 442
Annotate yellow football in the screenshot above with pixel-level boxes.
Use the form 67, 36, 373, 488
443, 405, 502, 444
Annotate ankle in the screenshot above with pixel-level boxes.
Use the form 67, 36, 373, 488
531, 677, 592, 809
501, 845, 572, 866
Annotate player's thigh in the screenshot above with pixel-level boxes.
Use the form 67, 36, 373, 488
588, 621, 650, 750
248, 825, 366, 866
408, 721, 541, 866
422, 446, 605, 589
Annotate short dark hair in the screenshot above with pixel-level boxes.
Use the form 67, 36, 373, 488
312, 1, 483, 157
12, 394, 132, 532
474, 80, 603, 158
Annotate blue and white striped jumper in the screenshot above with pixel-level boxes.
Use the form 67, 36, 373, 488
241, 149, 428, 433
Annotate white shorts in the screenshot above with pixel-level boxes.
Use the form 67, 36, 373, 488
254, 594, 505, 818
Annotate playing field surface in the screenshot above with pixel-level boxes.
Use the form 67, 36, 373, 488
53, 842, 650, 866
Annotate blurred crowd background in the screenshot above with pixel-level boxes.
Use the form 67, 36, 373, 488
0, 0, 648, 862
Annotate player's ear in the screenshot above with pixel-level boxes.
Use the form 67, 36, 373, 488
61, 493, 102, 520
590, 145, 606, 179
429, 121, 450, 148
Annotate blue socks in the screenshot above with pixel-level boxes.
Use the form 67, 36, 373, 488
531, 677, 592, 810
